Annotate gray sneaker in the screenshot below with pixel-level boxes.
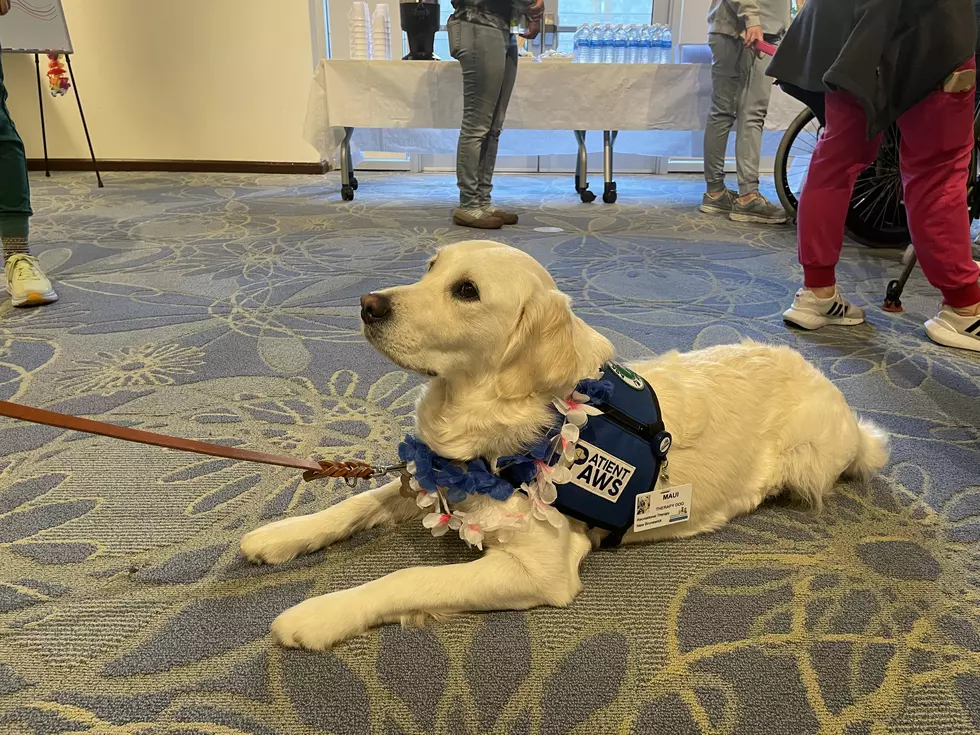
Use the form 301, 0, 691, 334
700, 190, 737, 215
730, 194, 789, 224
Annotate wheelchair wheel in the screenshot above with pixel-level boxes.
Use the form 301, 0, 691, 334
774, 108, 911, 249
844, 125, 911, 248
774, 108, 820, 217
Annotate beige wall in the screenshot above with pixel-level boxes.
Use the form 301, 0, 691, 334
3, 0, 321, 163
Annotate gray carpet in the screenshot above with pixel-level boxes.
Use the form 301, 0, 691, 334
0, 171, 979, 735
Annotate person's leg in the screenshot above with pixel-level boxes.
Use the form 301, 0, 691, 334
0, 47, 56, 306
0, 47, 33, 258
477, 30, 518, 223
700, 34, 740, 214
733, 49, 768, 196
729, 47, 786, 224
450, 18, 507, 229
799, 91, 882, 290
898, 58, 980, 350
783, 91, 881, 329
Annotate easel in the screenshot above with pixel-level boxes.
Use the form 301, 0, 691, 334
31, 51, 102, 187
1, 0, 102, 188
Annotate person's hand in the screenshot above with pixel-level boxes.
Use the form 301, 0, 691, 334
743, 25, 763, 49
526, 0, 544, 21
0, 0, 10, 17
521, 18, 541, 40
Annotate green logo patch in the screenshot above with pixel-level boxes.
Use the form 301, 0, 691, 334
607, 362, 645, 390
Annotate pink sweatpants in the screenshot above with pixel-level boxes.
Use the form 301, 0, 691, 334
797, 59, 980, 308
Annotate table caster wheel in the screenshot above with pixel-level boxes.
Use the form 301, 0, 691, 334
579, 189, 596, 203
341, 185, 355, 201
603, 182, 617, 204
350, 177, 359, 190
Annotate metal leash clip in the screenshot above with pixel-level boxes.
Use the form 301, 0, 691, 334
370, 462, 408, 479
340, 462, 408, 487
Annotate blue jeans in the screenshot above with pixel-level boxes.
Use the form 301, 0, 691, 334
448, 17, 518, 209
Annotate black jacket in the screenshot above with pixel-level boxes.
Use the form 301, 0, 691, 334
767, 0, 977, 138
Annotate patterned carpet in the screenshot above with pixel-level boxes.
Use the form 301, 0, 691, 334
0, 171, 979, 735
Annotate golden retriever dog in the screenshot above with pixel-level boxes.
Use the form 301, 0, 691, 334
240, 240, 889, 650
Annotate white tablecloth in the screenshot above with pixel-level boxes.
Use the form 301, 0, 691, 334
303, 59, 805, 159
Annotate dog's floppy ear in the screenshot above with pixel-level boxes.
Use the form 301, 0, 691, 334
495, 289, 614, 400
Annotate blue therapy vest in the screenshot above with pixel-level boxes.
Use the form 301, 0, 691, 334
553, 362, 671, 546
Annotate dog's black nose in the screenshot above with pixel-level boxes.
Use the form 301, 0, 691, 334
360, 293, 392, 324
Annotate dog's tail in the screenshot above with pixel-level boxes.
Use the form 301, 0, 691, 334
845, 416, 889, 483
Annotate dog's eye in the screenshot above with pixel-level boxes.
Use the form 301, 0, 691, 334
452, 280, 480, 301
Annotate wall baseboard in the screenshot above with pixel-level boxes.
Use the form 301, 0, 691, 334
26, 159, 331, 175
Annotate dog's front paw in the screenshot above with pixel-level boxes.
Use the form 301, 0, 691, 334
240, 516, 323, 565
271, 593, 365, 650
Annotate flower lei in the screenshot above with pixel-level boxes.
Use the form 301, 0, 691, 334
399, 374, 613, 550
46, 55, 71, 97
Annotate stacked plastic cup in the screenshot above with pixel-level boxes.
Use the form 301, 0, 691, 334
371, 4, 392, 60
349, 2, 373, 60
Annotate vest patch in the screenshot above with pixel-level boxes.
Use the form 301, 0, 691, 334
569, 440, 636, 503
607, 362, 645, 390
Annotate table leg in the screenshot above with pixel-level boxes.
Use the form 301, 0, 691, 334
340, 126, 357, 201
573, 130, 596, 203
602, 130, 618, 204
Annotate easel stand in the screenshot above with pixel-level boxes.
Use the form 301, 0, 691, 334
33, 52, 102, 188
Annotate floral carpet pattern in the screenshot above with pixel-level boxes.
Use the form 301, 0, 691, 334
0, 171, 979, 735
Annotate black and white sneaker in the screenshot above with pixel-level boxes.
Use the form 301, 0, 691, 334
925, 305, 980, 353
783, 287, 866, 330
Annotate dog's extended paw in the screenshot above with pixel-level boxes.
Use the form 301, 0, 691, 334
240, 517, 323, 565
271, 593, 365, 650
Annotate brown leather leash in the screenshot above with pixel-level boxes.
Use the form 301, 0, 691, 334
0, 400, 404, 484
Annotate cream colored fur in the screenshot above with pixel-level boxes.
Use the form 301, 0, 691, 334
240, 241, 889, 650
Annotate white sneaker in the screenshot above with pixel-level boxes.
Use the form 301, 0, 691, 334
783, 287, 865, 330
924, 305, 980, 352
4, 254, 58, 307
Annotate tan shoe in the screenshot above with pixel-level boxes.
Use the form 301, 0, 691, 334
5, 254, 58, 307
486, 207, 519, 225
453, 208, 503, 229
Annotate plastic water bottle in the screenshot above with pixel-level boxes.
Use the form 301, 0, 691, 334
612, 25, 628, 64
626, 25, 641, 64
639, 24, 652, 63
573, 24, 592, 63
590, 24, 603, 63
597, 24, 609, 64
601, 24, 615, 64
662, 26, 673, 64
648, 25, 660, 63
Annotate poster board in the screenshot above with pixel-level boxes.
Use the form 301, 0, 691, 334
0, 0, 73, 54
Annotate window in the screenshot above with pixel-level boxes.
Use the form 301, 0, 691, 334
430, 1, 655, 58
557, 0, 655, 53
433, 5, 454, 61
558, 0, 655, 28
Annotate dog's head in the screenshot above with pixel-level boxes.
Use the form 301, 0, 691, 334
361, 241, 613, 399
